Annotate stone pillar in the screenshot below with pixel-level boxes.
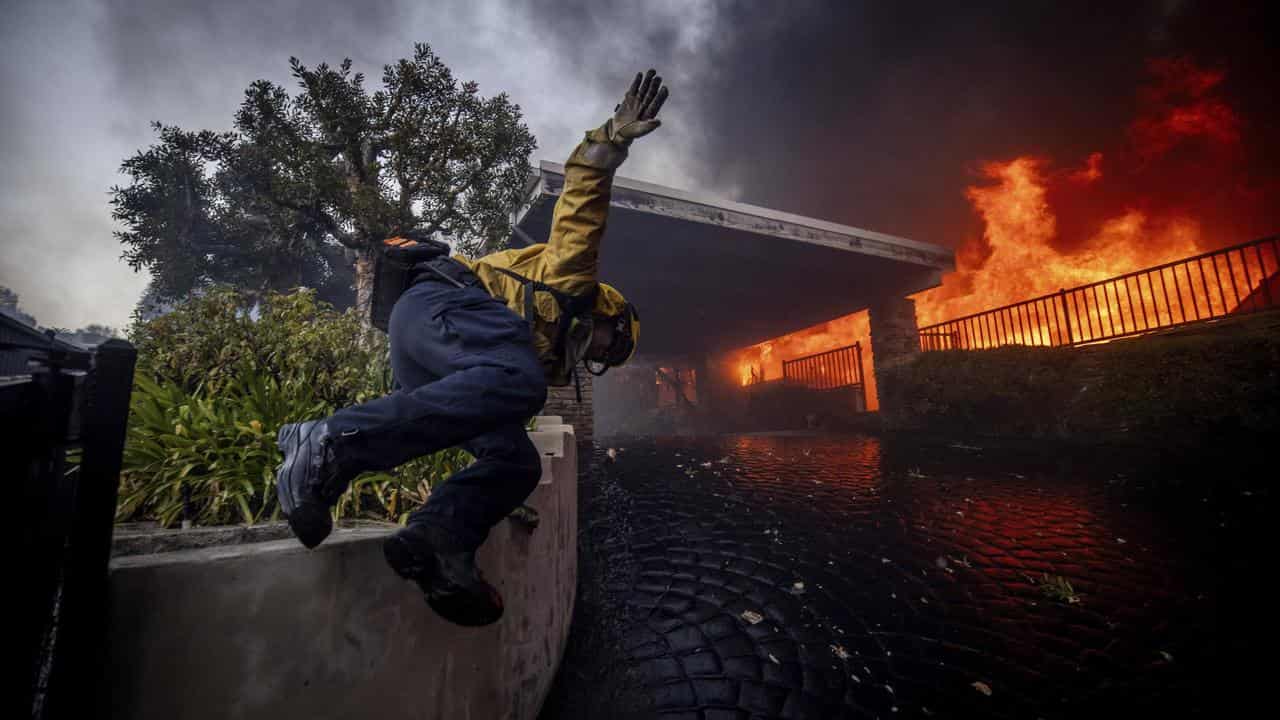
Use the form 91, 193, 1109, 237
693, 354, 713, 414
542, 373, 593, 469
868, 296, 919, 413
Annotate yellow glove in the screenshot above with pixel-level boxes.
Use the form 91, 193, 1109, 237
607, 69, 669, 143
575, 69, 670, 171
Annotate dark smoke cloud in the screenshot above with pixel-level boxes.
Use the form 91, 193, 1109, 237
2, 0, 1275, 328
721, 2, 1276, 248
530, 0, 1278, 249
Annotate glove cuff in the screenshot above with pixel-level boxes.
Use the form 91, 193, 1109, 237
567, 122, 629, 171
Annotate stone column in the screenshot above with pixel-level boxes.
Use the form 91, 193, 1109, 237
868, 296, 919, 414
542, 373, 593, 470
692, 354, 714, 414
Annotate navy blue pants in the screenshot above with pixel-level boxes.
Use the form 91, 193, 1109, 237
326, 264, 548, 550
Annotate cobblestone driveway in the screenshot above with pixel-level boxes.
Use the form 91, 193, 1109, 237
541, 433, 1267, 719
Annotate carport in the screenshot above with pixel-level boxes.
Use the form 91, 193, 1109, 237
512, 161, 955, 441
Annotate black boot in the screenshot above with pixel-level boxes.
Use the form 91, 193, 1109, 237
275, 420, 351, 549
383, 523, 504, 627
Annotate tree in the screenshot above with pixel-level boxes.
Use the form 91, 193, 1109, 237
111, 43, 537, 320
0, 285, 36, 327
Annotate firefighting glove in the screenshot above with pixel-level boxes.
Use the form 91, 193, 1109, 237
608, 69, 669, 143
576, 69, 670, 171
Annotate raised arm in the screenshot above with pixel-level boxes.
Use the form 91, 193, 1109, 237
542, 70, 669, 296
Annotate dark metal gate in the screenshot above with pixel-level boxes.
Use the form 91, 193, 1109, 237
9, 313, 137, 719
782, 342, 867, 411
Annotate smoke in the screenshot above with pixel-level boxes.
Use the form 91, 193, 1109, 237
0, 0, 722, 329
684, 2, 1276, 245
2, 0, 1276, 329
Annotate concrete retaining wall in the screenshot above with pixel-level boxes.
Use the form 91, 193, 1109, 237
107, 421, 578, 720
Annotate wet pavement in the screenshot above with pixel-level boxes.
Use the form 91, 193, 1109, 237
540, 433, 1269, 719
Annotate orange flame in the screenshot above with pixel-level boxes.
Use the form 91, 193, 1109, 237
726, 311, 878, 410
912, 157, 1204, 327
914, 56, 1273, 329
723, 57, 1276, 407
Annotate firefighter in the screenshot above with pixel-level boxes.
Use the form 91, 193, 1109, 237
274, 70, 668, 626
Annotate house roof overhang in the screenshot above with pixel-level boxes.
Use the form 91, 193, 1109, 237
513, 161, 954, 356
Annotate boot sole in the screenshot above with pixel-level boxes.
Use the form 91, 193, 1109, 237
286, 504, 333, 550
383, 531, 437, 581
274, 424, 301, 516
383, 532, 504, 627
275, 423, 332, 549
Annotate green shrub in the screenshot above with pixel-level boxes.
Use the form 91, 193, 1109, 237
119, 369, 326, 525
879, 315, 1280, 444
120, 288, 473, 527
878, 345, 1077, 437
129, 286, 387, 407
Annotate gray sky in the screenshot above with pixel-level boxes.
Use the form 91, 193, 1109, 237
0, 0, 726, 330
3, 1, 1274, 330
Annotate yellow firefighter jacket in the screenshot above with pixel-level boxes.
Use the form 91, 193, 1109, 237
453, 125, 629, 385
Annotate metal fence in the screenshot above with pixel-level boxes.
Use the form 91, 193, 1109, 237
919, 235, 1280, 351
8, 313, 138, 719
783, 342, 864, 391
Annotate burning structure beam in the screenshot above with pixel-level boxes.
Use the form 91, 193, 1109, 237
514, 161, 955, 356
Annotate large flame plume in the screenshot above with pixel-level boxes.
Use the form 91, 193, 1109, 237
915, 57, 1274, 326
720, 57, 1276, 407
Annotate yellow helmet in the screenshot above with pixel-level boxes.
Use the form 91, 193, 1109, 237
589, 282, 640, 372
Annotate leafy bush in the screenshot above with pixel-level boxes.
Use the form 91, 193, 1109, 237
878, 314, 1280, 444
129, 286, 387, 407
119, 370, 326, 525
120, 288, 473, 527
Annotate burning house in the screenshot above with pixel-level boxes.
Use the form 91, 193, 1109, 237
511, 162, 955, 440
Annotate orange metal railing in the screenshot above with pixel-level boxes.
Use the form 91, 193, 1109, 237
919, 235, 1280, 351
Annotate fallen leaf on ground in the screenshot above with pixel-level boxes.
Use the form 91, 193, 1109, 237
971, 681, 993, 696
831, 644, 851, 660
740, 610, 764, 625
